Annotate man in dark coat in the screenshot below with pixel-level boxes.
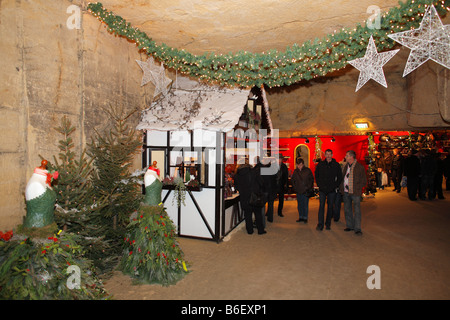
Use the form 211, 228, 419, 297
419, 149, 437, 200
383, 151, 393, 187
314, 149, 343, 231
276, 156, 289, 217
432, 151, 445, 199
391, 148, 404, 193
261, 158, 278, 223
443, 150, 450, 191
403, 149, 420, 200
234, 160, 266, 235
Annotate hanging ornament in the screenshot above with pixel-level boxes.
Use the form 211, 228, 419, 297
136, 57, 173, 98
348, 36, 399, 92
260, 85, 274, 136
388, 5, 450, 77
314, 135, 323, 161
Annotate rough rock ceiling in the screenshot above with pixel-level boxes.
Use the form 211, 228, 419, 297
90, 1, 450, 134
97, 0, 400, 55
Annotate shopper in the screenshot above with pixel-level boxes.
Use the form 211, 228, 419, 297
432, 150, 445, 200
291, 158, 314, 223
234, 159, 266, 235
403, 149, 421, 201
259, 158, 277, 223
340, 150, 367, 236
315, 149, 343, 231
443, 150, 450, 191
383, 151, 393, 187
419, 149, 437, 200
276, 156, 289, 217
374, 152, 386, 190
391, 148, 404, 193
332, 157, 346, 222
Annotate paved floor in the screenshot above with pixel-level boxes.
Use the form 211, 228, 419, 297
103, 186, 450, 300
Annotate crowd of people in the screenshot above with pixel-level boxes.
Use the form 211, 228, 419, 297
234, 147, 450, 237
374, 148, 450, 201
234, 149, 368, 236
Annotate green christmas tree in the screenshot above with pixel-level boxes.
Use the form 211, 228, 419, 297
119, 205, 189, 286
46, 116, 95, 231
46, 116, 119, 274
87, 105, 143, 235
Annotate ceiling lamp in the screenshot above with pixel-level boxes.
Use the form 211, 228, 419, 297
355, 122, 369, 129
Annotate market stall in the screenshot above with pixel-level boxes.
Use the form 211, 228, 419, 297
137, 77, 271, 241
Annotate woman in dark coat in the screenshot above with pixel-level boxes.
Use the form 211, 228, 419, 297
291, 158, 314, 223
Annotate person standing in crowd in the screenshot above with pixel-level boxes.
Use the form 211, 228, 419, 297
276, 156, 289, 217
234, 158, 266, 235
260, 157, 278, 223
333, 157, 346, 222
383, 150, 393, 187
391, 148, 404, 193
419, 149, 437, 200
443, 150, 450, 191
315, 149, 343, 231
403, 149, 421, 201
432, 150, 445, 200
291, 158, 314, 223
340, 150, 367, 236
374, 152, 386, 190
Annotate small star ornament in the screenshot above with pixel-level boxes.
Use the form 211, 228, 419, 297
388, 5, 450, 77
348, 36, 399, 92
136, 57, 172, 98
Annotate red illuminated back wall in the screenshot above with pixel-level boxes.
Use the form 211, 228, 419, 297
276, 132, 412, 175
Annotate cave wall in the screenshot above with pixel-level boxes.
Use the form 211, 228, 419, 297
0, 0, 150, 230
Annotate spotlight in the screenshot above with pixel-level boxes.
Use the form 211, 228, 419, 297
355, 122, 369, 129
305, 138, 310, 143
331, 137, 335, 142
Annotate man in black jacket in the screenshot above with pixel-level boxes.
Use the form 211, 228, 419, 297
315, 149, 343, 231
403, 149, 420, 200
391, 148, 404, 193
276, 156, 289, 217
234, 161, 266, 235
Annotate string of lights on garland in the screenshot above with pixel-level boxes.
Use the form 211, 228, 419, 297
87, 0, 450, 88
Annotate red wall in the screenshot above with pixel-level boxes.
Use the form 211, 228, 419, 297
277, 131, 414, 176
278, 135, 368, 176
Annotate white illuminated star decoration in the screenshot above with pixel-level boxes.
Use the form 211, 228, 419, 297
136, 57, 172, 98
388, 5, 450, 77
348, 35, 399, 92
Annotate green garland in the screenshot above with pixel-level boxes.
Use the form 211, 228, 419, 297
87, 0, 450, 88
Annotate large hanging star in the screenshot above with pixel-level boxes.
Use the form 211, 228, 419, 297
388, 5, 450, 77
348, 35, 399, 92
136, 57, 172, 98
136, 57, 160, 86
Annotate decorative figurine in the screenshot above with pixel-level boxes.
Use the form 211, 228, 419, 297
144, 161, 162, 206
24, 160, 58, 228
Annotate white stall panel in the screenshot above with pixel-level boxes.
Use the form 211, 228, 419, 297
179, 189, 216, 239
147, 130, 167, 147
170, 130, 190, 146
162, 189, 179, 229
193, 129, 217, 148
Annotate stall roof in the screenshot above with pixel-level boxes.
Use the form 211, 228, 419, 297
137, 76, 250, 133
